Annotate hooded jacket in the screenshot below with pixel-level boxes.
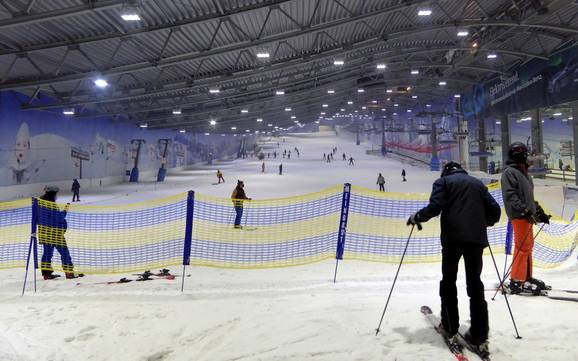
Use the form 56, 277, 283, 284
231, 184, 249, 207
500, 160, 535, 219
416, 168, 501, 247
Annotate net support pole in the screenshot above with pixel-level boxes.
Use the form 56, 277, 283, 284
181, 190, 195, 292
502, 220, 513, 282
334, 183, 351, 283
22, 198, 38, 297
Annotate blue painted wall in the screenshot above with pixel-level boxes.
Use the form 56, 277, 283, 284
0, 91, 244, 186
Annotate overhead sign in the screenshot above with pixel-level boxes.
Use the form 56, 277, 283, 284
71, 146, 90, 161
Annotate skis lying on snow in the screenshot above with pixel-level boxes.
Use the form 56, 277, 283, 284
93, 269, 177, 285
132, 269, 176, 281
420, 305, 469, 361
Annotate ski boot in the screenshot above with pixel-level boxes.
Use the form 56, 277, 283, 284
43, 273, 61, 280
65, 272, 85, 279
528, 277, 551, 291
507, 280, 524, 295
437, 323, 463, 354
509, 279, 540, 295
463, 331, 490, 360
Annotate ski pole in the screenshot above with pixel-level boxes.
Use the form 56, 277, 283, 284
487, 242, 522, 339
375, 223, 418, 335
492, 223, 545, 301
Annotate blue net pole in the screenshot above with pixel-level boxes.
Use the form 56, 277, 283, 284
334, 183, 351, 283
22, 198, 38, 296
182, 190, 194, 292
502, 220, 513, 282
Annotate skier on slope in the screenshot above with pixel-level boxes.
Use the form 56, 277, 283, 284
501, 142, 551, 294
401, 169, 407, 182
216, 170, 225, 184
38, 186, 84, 279
348, 157, 354, 166
231, 180, 251, 229
71, 179, 80, 202
376, 173, 385, 192
407, 162, 501, 358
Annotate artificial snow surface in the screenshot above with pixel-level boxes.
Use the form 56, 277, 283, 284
1, 131, 577, 361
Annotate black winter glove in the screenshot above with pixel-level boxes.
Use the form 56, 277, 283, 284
535, 202, 551, 224
406, 212, 423, 230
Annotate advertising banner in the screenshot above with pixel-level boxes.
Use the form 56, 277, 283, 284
462, 45, 578, 118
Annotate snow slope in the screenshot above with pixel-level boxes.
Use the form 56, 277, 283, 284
0, 132, 576, 361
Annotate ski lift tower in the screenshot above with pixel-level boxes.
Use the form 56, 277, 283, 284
157, 139, 171, 182
129, 139, 146, 183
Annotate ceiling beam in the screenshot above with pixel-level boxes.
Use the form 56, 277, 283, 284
0, 0, 124, 29
0, 0, 296, 55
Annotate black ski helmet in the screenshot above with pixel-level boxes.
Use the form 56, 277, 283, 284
508, 142, 529, 164
441, 161, 462, 177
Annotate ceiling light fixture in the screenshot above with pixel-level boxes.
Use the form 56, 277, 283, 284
418, 9, 432, 16
94, 78, 108, 88
275, 90, 285, 95
333, 60, 344, 66
457, 31, 469, 37
376, 64, 387, 69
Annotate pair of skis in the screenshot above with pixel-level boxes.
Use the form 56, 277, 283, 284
421, 305, 490, 361
492, 284, 578, 303
96, 269, 176, 285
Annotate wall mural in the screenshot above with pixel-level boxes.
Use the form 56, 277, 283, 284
0, 91, 242, 187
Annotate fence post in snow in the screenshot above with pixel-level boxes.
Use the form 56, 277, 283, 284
181, 190, 195, 292
334, 183, 351, 283
502, 220, 513, 279
22, 197, 39, 296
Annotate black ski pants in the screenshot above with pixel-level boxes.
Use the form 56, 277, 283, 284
440, 243, 488, 344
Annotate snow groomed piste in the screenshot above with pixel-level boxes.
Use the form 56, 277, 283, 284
1, 183, 576, 286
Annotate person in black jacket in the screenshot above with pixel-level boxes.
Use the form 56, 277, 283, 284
407, 162, 501, 357
71, 179, 80, 202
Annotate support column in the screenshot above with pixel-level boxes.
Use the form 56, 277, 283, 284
531, 108, 544, 173
431, 117, 440, 171
456, 101, 469, 169
500, 114, 511, 168
478, 115, 488, 173
572, 102, 578, 185
381, 117, 387, 155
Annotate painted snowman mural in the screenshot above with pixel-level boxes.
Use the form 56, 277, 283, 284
9, 123, 46, 184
